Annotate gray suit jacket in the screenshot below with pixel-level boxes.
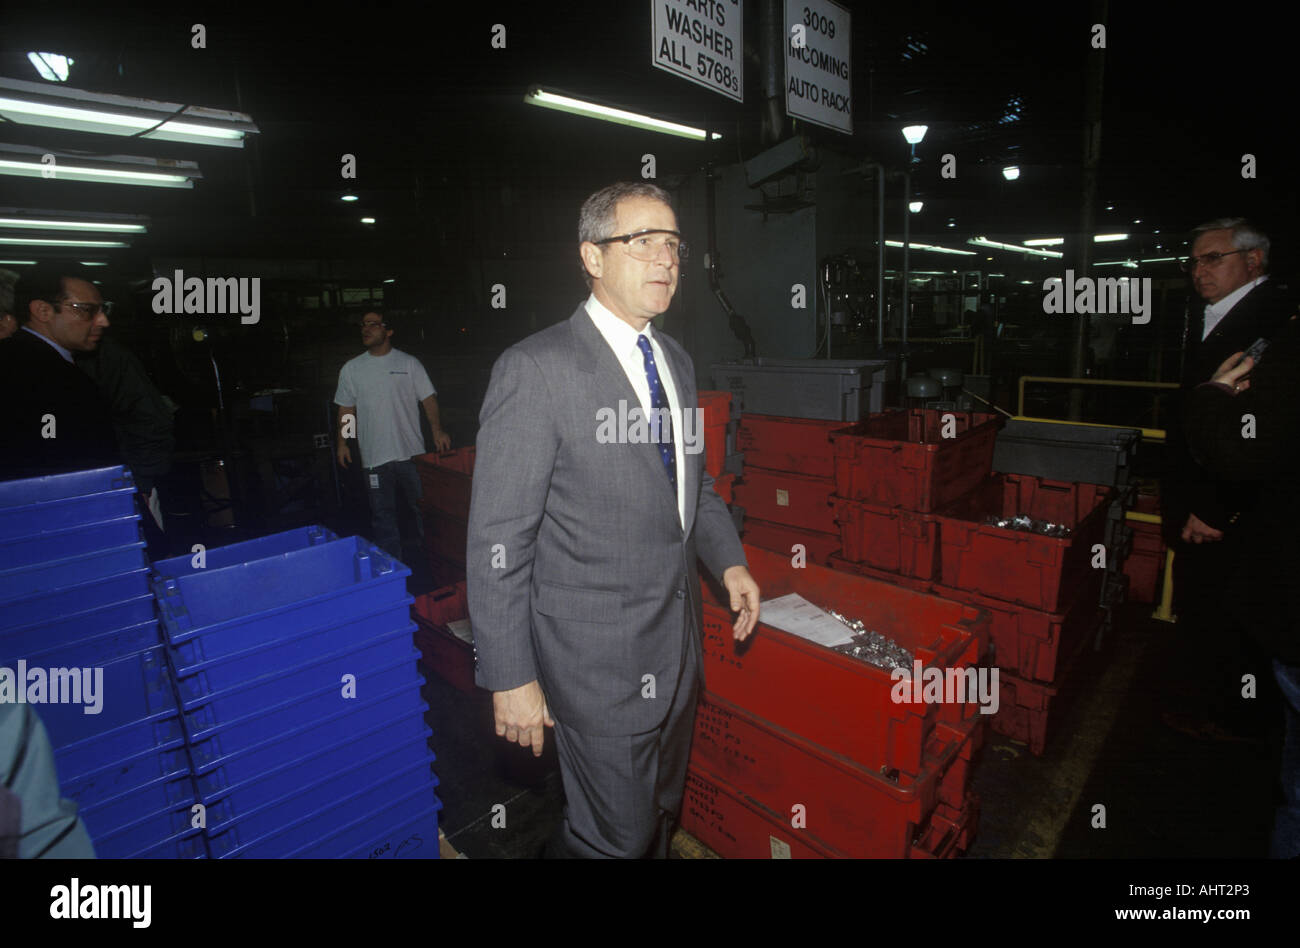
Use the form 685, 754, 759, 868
467, 303, 746, 736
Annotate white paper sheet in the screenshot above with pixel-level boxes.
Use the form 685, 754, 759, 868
446, 619, 473, 644
757, 592, 854, 648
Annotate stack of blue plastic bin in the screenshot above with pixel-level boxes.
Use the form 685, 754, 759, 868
0, 466, 202, 858
151, 526, 441, 858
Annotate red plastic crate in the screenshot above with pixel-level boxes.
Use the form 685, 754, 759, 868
741, 517, 839, 567
736, 414, 848, 479
1123, 521, 1165, 604
732, 467, 836, 534
697, 390, 733, 428
831, 495, 942, 578
415, 448, 475, 519
830, 409, 1003, 511
711, 472, 735, 505
826, 553, 936, 596
428, 553, 466, 590
911, 796, 980, 858
704, 423, 727, 478
931, 568, 1104, 683
934, 475, 1112, 611
411, 581, 477, 693
690, 692, 982, 858
682, 764, 842, 858
700, 544, 988, 776
421, 508, 467, 565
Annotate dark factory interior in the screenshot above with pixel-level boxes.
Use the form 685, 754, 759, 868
1, 0, 1297, 896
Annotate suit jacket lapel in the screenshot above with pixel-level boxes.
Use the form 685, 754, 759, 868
658, 334, 700, 535
569, 307, 682, 528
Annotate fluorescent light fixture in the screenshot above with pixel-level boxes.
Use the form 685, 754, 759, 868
0, 237, 128, 248
0, 144, 199, 188
0, 210, 147, 234
1094, 233, 1127, 242
80, 260, 108, 266
28, 52, 74, 82
0, 77, 258, 148
1094, 256, 1180, 267
1002, 165, 1020, 180
0, 259, 37, 265
361, 217, 376, 224
341, 194, 359, 202
902, 125, 928, 144
524, 86, 721, 141
968, 236, 1062, 259
909, 201, 923, 213
885, 239, 977, 256
1024, 237, 1064, 246
383, 278, 395, 284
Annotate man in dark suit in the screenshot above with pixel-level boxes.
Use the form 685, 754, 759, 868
1161, 218, 1296, 740
0, 267, 119, 479
467, 182, 760, 858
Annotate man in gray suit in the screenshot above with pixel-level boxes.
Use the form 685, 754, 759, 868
467, 181, 760, 858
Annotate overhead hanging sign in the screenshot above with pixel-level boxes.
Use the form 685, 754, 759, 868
784, 0, 852, 134
652, 0, 744, 103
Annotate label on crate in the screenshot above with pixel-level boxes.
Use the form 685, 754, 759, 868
769, 836, 792, 859
776, 489, 789, 507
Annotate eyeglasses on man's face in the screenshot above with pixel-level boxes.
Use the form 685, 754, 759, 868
1180, 249, 1249, 272
594, 229, 688, 263
361, 319, 386, 329
56, 299, 113, 319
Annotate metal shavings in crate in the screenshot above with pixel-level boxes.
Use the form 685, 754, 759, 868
981, 513, 1072, 537
826, 608, 913, 671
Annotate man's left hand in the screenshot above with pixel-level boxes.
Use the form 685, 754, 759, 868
1210, 352, 1254, 394
722, 565, 760, 641
432, 429, 452, 452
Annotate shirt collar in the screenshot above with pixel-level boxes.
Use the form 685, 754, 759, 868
584, 293, 655, 357
1207, 275, 1268, 321
22, 325, 74, 363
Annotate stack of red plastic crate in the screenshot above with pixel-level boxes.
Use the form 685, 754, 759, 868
414, 448, 474, 589
1121, 489, 1166, 604
697, 391, 737, 506
732, 414, 847, 566
682, 544, 989, 858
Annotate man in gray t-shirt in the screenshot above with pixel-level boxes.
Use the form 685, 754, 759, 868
334, 310, 450, 568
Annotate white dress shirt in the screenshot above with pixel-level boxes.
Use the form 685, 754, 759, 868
22, 325, 73, 363
585, 294, 686, 530
1203, 275, 1268, 340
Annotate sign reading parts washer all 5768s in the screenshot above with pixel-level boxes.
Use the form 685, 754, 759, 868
652, 0, 744, 103
785, 0, 851, 134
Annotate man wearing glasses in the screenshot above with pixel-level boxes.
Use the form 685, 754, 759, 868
334, 310, 450, 573
468, 182, 760, 858
0, 267, 118, 478
1161, 218, 1296, 742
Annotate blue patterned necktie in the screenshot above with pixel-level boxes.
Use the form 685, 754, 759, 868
636, 334, 677, 495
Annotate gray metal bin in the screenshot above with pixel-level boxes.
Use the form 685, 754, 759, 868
993, 420, 1141, 487
709, 358, 894, 422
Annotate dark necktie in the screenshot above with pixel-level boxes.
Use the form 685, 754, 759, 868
636, 334, 677, 496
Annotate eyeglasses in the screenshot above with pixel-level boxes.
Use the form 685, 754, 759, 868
594, 229, 688, 263
1180, 249, 1249, 272
56, 300, 113, 319
361, 320, 386, 329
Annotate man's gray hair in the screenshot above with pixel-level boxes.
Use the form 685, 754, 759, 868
1192, 217, 1270, 271
0, 267, 17, 317
577, 182, 674, 286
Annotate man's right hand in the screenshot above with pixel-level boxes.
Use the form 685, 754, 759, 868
1181, 512, 1224, 544
336, 442, 352, 468
492, 680, 554, 757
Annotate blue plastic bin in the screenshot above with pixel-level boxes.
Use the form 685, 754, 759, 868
0, 515, 142, 571
0, 568, 151, 633
37, 645, 172, 751
172, 626, 417, 716
0, 466, 136, 539
91, 801, 205, 859
168, 601, 413, 696
0, 593, 157, 664
349, 805, 443, 859
205, 741, 436, 839
192, 675, 430, 806
152, 536, 408, 644
291, 787, 443, 860
0, 542, 148, 604
150, 524, 338, 580
184, 654, 424, 772
11, 619, 162, 670
208, 759, 440, 858
62, 745, 191, 814
78, 773, 196, 841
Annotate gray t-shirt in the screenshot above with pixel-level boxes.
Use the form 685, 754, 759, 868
334, 347, 436, 469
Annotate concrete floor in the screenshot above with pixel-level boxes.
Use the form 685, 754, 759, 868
423, 597, 1285, 859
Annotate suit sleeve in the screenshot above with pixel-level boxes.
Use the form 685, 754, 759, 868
467, 346, 558, 692
694, 464, 747, 583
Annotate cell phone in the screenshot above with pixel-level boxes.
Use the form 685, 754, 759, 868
1241, 337, 1269, 365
